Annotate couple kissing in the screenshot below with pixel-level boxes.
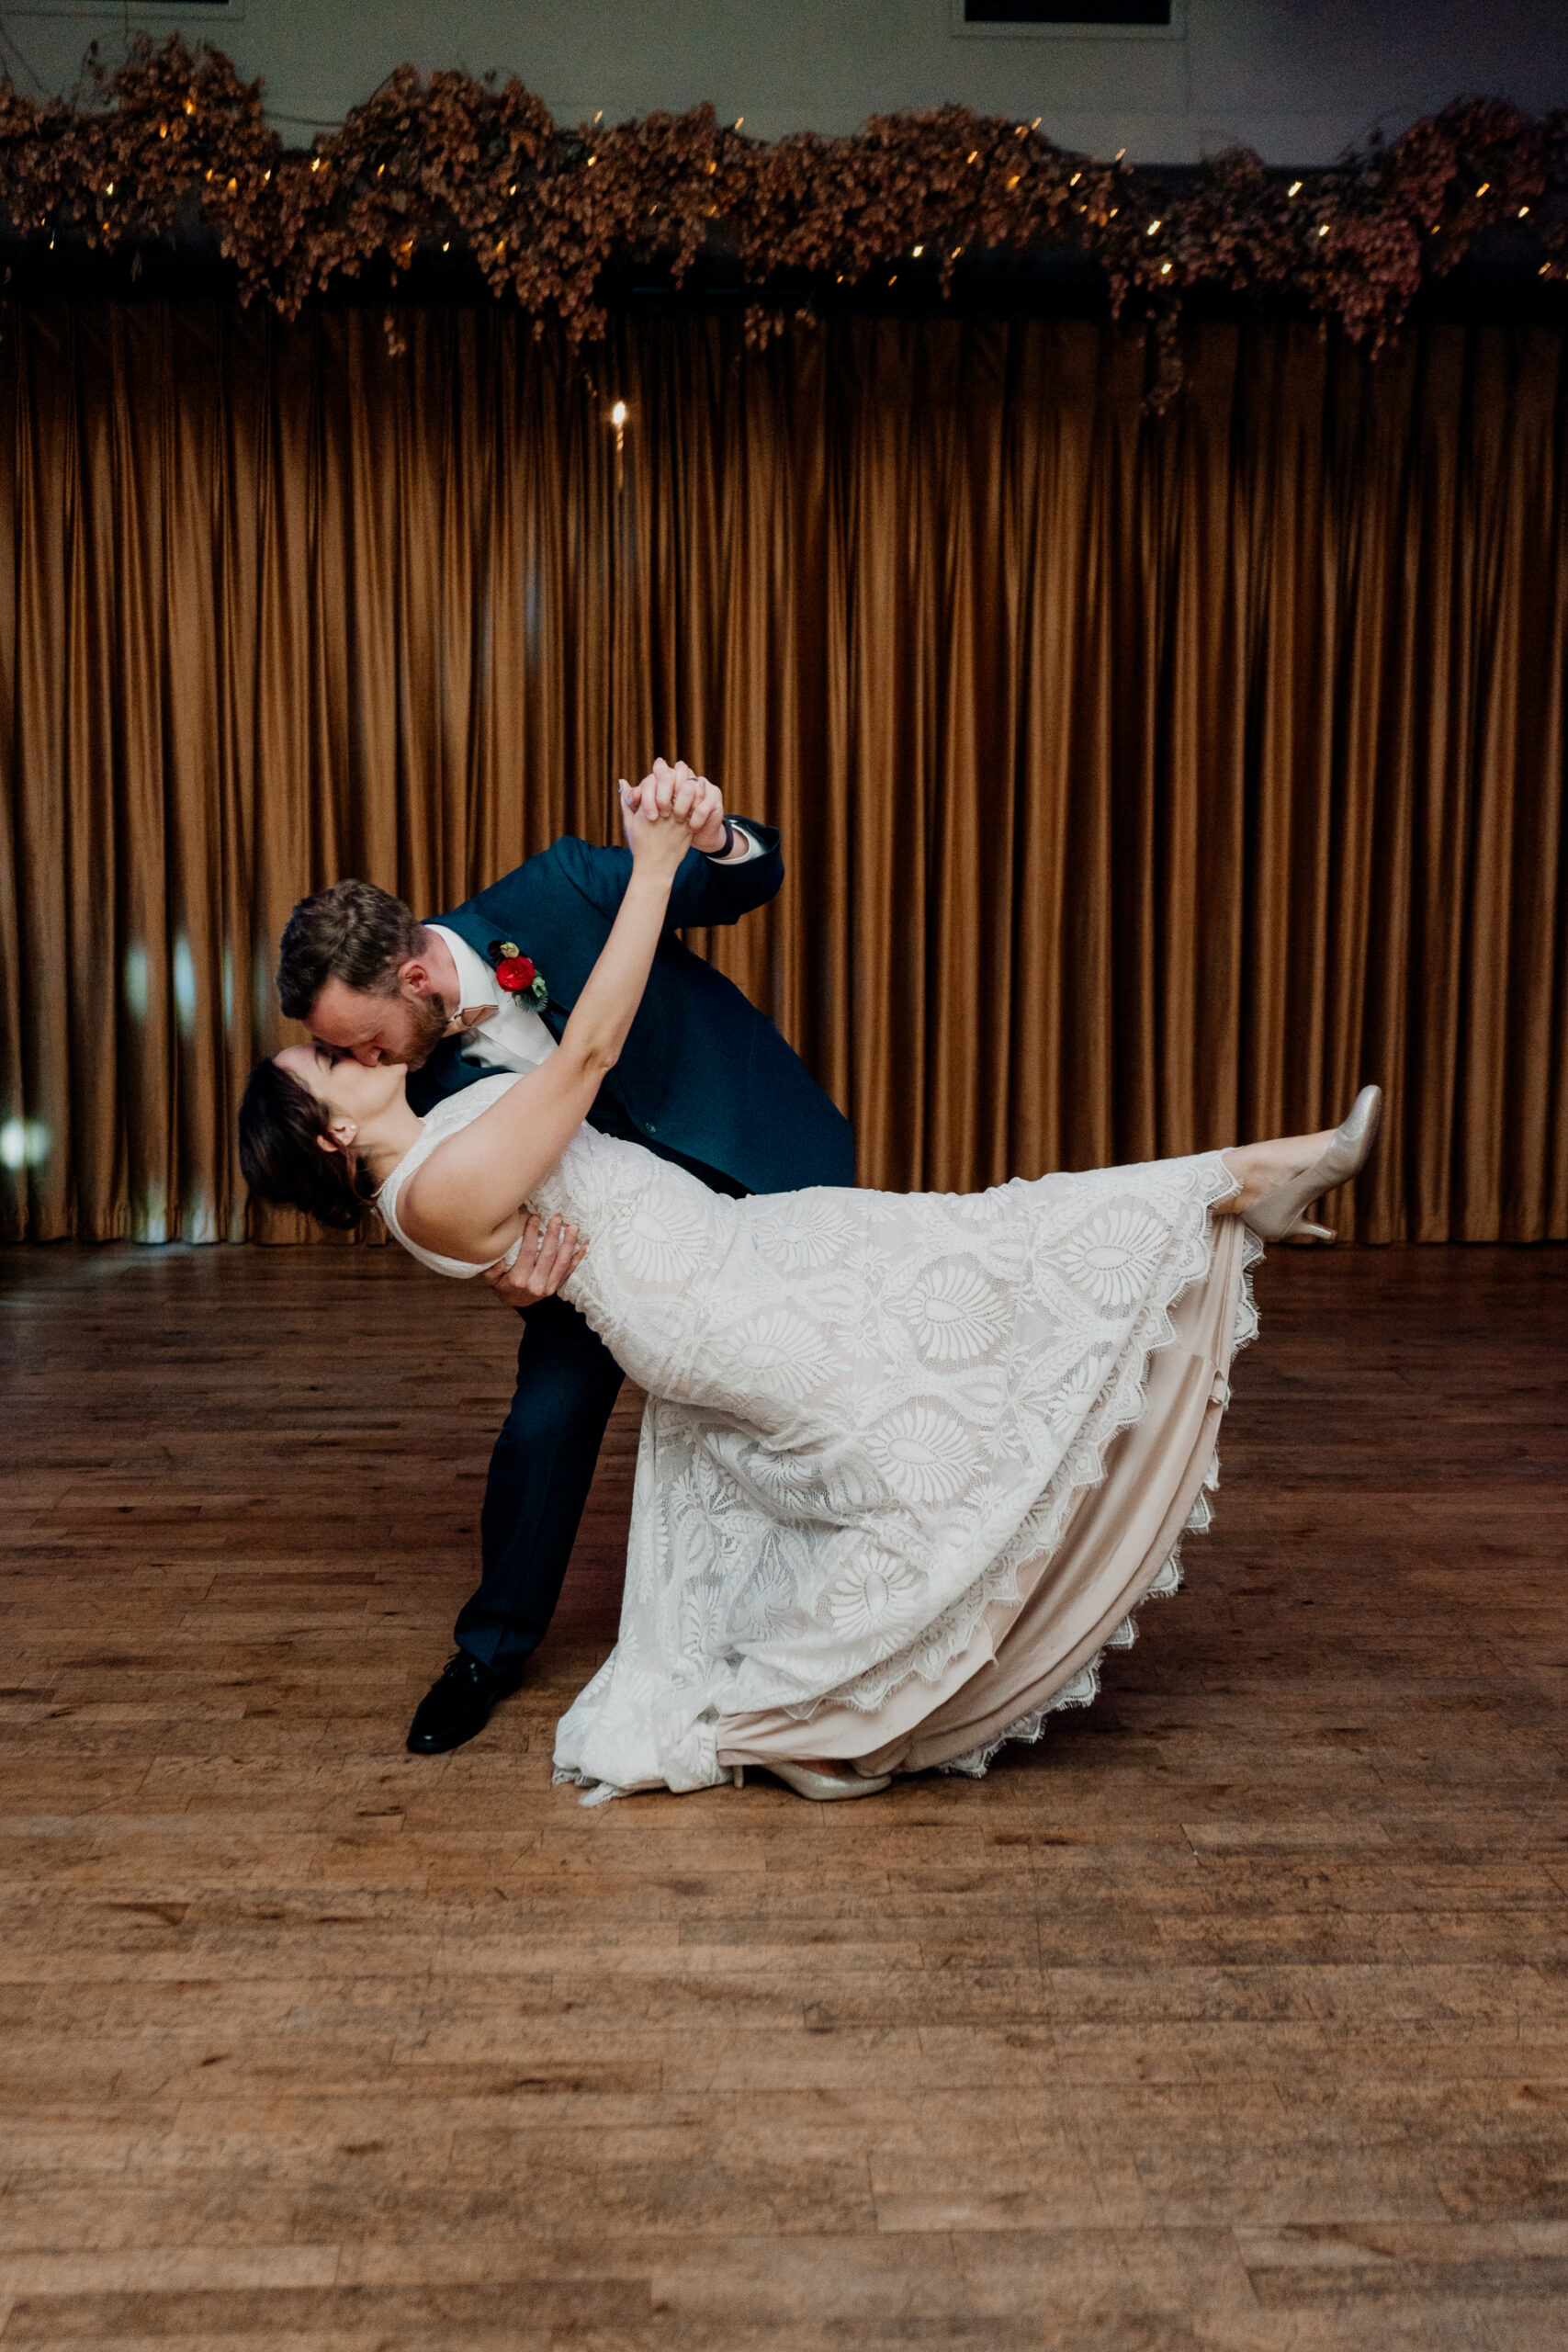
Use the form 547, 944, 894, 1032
241, 758, 1382, 1804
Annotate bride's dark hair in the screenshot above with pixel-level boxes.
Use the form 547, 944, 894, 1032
238, 1057, 378, 1231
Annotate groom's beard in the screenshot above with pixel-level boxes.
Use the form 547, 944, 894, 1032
399, 989, 452, 1069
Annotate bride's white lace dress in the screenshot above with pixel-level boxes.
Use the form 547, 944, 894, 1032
378, 1076, 1259, 1800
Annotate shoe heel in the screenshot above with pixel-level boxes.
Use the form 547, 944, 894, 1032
731, 1764, 745, 1789
1244, 1085, 1382, 1244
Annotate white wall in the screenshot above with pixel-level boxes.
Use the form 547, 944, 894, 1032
0, 1, 1562, 164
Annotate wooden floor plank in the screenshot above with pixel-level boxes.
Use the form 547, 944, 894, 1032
1, 1238, 1565, 2347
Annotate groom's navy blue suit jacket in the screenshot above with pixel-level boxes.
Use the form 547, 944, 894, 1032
405, 825, 855, 1193
404, 822, 854, 1685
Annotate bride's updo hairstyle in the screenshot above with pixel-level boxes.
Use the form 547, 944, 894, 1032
239, 1057, 378, 1231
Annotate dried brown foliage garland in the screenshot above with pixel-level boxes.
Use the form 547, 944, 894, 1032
2, 35, 1563, 395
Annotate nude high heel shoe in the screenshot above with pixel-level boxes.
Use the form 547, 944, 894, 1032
728, 1760, 892, 1801
1244, 1085, 1383, 1243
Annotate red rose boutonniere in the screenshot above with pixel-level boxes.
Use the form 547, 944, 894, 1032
487, 940, 549, 1011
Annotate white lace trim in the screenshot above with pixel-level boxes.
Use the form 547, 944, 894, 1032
936, 1224, 1262, 1779
775, 1163, 1252, 1721
554, 1203, 1260, 1804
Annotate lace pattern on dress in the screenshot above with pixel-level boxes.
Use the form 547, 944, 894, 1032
369, 1083, 1261, 1803
543, 1136, 1258, 1800
937, 1225, 1261, 1779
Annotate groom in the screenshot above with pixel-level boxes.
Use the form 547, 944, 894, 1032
276, 761, 855, 1755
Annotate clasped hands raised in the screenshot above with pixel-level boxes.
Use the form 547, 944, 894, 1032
484, 756, 723, 1313
619, 754, 728, 861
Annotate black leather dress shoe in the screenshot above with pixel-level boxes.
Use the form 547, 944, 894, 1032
406, 1653, 516, 1755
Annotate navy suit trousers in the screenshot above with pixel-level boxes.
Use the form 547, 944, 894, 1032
454, 1295, 626, 1681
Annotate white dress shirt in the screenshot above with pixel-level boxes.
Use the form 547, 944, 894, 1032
426, 924, 557, 1075
428, 824, 763, 1076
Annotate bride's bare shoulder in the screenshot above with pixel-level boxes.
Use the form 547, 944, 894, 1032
397, 1124, 521, 1263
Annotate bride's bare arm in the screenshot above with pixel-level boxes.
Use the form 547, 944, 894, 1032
398, 786, 698, 1264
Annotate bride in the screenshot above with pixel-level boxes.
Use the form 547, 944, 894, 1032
241, 784, 1382, 1804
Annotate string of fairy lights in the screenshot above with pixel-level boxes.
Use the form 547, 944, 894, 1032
1, 33, 1562, 398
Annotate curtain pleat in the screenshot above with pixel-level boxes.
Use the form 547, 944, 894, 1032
1, 302, 1563, 1244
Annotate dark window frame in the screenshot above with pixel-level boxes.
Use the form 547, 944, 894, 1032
953, 0, 1183, 36
964, 3, 1169, 20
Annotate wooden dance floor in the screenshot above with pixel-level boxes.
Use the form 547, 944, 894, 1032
1, 1238, 1565, 2349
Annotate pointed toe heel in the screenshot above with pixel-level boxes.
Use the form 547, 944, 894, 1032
1244, 1085, 1383, 1244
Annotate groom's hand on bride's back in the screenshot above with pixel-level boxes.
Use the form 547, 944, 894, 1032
482, 1214, 586, 1312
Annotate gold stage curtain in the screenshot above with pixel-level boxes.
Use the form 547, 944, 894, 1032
1, 304, 1563, 1244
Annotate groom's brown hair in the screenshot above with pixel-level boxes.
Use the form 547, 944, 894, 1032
276, 879, 424, 1023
